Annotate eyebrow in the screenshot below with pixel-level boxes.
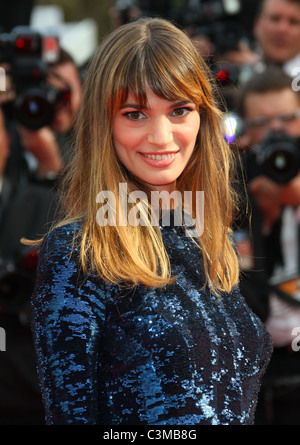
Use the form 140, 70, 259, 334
119, 100, 194, 110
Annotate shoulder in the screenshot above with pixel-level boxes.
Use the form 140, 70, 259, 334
39, 221, 82, 259
35, 221, 84, 283
32, 221, 109, 320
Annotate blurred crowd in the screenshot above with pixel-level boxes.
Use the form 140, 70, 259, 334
1, 0, 300, 425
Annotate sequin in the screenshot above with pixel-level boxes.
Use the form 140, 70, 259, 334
31, 220, 272, 425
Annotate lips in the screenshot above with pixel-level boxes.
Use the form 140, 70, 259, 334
139, 151, 178, 167
142, 153, 177, 160
271, 37, 288, 47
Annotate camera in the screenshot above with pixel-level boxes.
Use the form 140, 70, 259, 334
183, 0, 245, 54
0, 26, 70, 130
222, 114, 300, 184
0, 248, 38, 314
250, 132, 300, 184
194, 21, 245, 55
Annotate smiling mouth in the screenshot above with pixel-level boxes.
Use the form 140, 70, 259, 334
141, 152, 178, 160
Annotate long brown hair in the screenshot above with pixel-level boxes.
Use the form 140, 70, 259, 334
46, 18, 240, 293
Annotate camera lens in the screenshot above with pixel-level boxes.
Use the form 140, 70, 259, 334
28, 99, 40, 114
273, 152, 290, 170
261, 140, 299, 184
14, 88, 54, 130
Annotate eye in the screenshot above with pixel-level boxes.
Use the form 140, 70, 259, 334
279, 112, 298, 122
246, 117, 270, 128
269, 14, 281, 24
171, 107, 193, 117
290, 18, 300, 26
124, 111, 145, 121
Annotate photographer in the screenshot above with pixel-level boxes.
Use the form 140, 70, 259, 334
9, 48, 82, 182
18, 48, 82, 172
0, 25, 82, 184
0, 31, 77, 425
254, 0, 300, 76
237, 66, 300, 424
0, 102, 61, 424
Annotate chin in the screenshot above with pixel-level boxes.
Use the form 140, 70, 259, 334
148, 181, 177, 192
267, 49, 290, 63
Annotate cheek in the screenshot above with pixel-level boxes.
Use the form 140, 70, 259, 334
71, 92, 82, 114
184, 117, 200, 146
286, 120, 300, 136
183, 133, 198, 151
113, 124, 142, 153
113, 130, 135, 167
264, 19, 275, 33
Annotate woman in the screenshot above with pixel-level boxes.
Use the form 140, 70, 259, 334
30, 17, 272, 425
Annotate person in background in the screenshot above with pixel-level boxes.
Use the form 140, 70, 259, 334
226, 0, 300, 77
0, 105, 59, 424
0, 108, 10, 184
253, 0, 300, 75
237, 66, 300, 424
17, 48, 82, 179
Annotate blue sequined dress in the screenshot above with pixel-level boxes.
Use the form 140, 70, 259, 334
31, 219, 272, 425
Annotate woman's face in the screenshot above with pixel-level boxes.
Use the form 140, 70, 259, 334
113, 88, 200, 192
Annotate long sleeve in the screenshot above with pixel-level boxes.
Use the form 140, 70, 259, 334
31, 224, 106, 424
31, 221, 272, 425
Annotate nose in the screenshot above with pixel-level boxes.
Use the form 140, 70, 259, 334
276, 18, 289, 34
147, 116, 173, 146
269, 117, 285, 133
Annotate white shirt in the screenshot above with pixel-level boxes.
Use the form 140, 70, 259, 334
266, 207, 300, 347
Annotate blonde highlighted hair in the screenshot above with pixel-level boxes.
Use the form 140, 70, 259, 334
42, 18, 240, 293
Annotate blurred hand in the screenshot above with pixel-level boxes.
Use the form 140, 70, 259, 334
0, 108, 10, 177
18, 126, 64, 177
249, 172, 300, 230
248, 176, 283, 229
280, 173, 300, 207
225, 42, 258, 65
